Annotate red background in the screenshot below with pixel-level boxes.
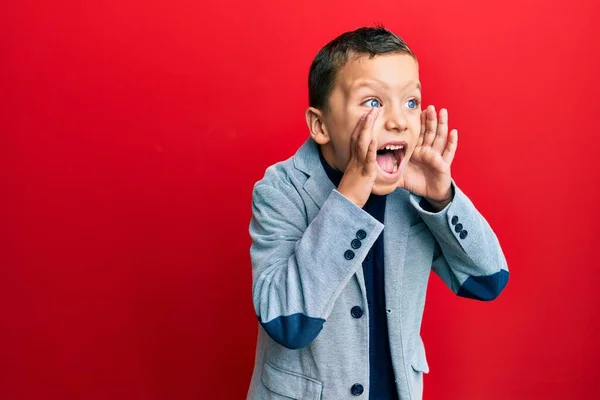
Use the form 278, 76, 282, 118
2, 1, 600, 399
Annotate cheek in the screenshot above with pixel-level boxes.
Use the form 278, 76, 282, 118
329, 107, 361, 136
411, 113, 421, 134
330, 113, 362, 149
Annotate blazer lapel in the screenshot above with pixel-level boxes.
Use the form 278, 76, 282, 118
383, 189, 412, 293
382, 190, 412, 355
293, 138, 335, 209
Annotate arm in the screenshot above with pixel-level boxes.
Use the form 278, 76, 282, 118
250, 181, 383, 349
410, 179, 509, 300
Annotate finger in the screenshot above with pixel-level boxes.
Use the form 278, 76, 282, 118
357, 107, 379, 163
422, 105, 437, 147
442, 129, 458, 164
365, 139, 377, 175
432, 108, 449, 153
417, 110, 426, 147
350, 112, 369, 162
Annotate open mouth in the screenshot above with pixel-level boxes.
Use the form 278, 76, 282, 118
376, 141, 406, 176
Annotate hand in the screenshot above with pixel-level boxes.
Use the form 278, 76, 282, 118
398, 105, 458, 208
338, 107, 380, 208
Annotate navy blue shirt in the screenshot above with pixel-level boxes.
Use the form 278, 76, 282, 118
318, 148, 399, 400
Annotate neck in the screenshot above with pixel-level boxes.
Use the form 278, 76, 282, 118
320, 142, 343, 173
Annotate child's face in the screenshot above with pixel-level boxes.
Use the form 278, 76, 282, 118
320, 53, 421, 195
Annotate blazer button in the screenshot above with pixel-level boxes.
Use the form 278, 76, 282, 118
351, 383, 364, 396
351, 306, 363, 318
454, 223, 463, 233
460, 230, 468, 239
351, 239, 362, 249
356, 229, 367, 240
344, 250, 355, 260
451, 215, 459, 225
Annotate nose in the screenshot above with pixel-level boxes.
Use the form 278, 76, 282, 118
383, 103, 408, 132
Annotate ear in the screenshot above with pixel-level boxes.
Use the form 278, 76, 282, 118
305, 107, 330, 145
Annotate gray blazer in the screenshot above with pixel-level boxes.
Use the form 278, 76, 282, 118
247, 138, 509, 400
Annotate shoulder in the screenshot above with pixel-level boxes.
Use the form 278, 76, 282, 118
252, 154, 308, 208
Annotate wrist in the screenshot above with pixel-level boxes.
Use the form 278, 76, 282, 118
426, 185, 454, 212
337, 188, 366, 209
426, 199, 450, 212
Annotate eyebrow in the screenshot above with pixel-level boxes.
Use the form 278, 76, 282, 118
351, 79, 421, 92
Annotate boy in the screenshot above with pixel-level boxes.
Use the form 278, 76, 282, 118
247, 26, 509, 400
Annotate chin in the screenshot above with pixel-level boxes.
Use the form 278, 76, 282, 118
371, 181, 399, 196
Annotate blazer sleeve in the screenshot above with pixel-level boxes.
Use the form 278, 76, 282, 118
409, 179, 509, 301
249, 179, 383, 349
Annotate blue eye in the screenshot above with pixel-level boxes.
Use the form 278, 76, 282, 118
365, 98, 381, 108
406, 99, 419, 109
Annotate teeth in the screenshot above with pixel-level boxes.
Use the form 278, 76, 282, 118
392, 164, 398, 173
383, 144, 405, 150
